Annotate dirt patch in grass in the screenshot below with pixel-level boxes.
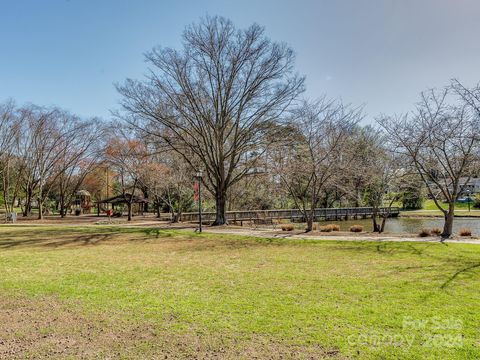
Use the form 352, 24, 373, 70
0, 295, 341, 359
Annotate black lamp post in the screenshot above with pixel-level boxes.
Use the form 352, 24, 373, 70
467, 189, 471, 212
195, 170, 203, 232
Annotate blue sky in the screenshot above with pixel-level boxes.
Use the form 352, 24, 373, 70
1, 0, 479, 120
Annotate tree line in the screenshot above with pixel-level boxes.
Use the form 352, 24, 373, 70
1, 16, 479, 238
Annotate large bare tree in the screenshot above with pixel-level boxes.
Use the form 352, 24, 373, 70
378, 82, 480, 238
18, 106, 62, 219
274, 98, 362, 232
55, 116, 103, 217
105, 135, 149, 221
0, 100, 23, 214
116, 16, 304, 225
137, 150, 194, 222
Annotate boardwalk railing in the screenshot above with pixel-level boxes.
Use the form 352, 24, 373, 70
179, 207, 400, 223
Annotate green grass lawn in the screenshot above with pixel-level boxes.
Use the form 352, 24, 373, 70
422, 199, 474, 211
0, 226, 479, 359
400, 199, 480, 217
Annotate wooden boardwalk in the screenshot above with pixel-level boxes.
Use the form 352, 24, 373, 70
179, 207, 400, 224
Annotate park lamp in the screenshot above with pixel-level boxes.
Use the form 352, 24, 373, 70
195, 169, 203, 232
466, 189, 471, 212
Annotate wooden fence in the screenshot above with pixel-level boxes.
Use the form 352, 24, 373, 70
179, 207, 400, 224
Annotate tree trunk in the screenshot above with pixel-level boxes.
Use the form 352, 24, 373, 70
156, 201, 161, 218
380, 216, 387, 233
127, 202, 132, 221
441, 206, 454, 239
355, 188, 361, 208
38, 197, 43, 220
212, 188, 227, 226
60, 201, 65, 218
60, 193, 66, 218
306, 214, 313, 232
372, 209, 380, 233
23, 187, 33, 217
142, 189, 149, 213
305, 201, 315, 232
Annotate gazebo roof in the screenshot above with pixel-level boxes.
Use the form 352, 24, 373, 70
96, 193, 148, 205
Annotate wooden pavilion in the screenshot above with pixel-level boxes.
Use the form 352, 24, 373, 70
95, 193, 148, 217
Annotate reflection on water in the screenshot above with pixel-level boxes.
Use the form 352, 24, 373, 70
318, 217, 480, 235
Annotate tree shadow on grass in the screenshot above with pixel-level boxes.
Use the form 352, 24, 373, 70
326, 241, 440, 258
374, 242, 440, 256
0, 227, 206, 250
372, 240, 480, 291
440, 262, 480, 289
43, 234, 115, 248
0, 233, 117, 249
141, 228, 175, 238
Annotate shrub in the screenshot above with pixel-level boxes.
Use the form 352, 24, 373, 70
319, 225, 333, 232
350, 225, 363, 233
401, 191, 425, 210
327, 224, 340, 231
430, 228, 442, 236
312, 223, 317, 230
474, 194, 480, 209
418, 229, 430, 237
459, 228, 472, 236
319, 224, 340, 232
281, 224, 294, 231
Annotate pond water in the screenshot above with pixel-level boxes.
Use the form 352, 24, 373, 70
317, 217, 480, 235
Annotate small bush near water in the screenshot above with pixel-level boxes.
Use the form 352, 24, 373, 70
329, 224, 340, 231
319, 224, 340, 232
319, 225, 332, 232
460, 228, 472, 237
349, 225, 363, 233
430, 228, 442, 236
281, 224, 295, 231
418, 229, 430, 237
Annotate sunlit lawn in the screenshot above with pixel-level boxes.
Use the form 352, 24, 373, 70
0, 225, 479, 359
422, 199, 475, 211
399, 199, 480, 217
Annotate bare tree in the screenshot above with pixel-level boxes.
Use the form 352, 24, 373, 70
0, 100, 23, 214
274, 98, 362, 232
451, 79, 480, 116
105, 136, 147, 221
137, 150, 194, 222
378, 83, 480, 238
343, 126, 403, 232
18, 106, 63, 219
137, 161, 168, 218
20, 107, 97, 219
55, 117, 103, 217
116, 16, 304, 225
354, 130, 403, 233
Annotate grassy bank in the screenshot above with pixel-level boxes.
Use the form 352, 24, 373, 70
400, 199, 480, 217
0, 225, 479, 359
400, 209, 480, 218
